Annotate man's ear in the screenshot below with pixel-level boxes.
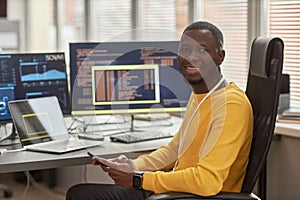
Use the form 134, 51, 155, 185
217, 50, 225, 65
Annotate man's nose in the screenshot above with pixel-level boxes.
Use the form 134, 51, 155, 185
187, 49, 202, 61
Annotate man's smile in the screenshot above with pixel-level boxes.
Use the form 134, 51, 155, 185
183, 65, 201, 75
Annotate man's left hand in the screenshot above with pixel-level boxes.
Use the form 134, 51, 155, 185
102, 165, 134, 188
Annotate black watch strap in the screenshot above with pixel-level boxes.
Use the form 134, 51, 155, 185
132, 173, 144, 189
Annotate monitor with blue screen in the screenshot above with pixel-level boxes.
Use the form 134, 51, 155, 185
0, 52, 71, 124
69, 41, 192, 116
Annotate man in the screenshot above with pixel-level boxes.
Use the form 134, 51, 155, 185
66, 21, 253, 200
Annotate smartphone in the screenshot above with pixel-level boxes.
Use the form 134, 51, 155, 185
78, 133, 104, 141
87, 151, 95, 157
87, 152, 109, 167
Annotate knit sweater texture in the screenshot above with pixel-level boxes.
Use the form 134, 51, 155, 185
133, 82, 253, 196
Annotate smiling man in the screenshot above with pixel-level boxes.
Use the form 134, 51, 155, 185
178, 22, 225, 93
66, 21, 253, 200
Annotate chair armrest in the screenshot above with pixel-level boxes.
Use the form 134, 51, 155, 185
146, 192, 260, 200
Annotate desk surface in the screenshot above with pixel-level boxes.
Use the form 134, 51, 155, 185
1, 116, 299, 174
275, 122, 300, 138
0, 137, 172, 173
0, 115, 182, 173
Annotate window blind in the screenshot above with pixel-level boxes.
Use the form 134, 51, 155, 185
89, 0, 181, 42
138, 0, 177, 41
175, 0, 189, 38
269, 0, 300, 108
202, 0, 249, 90
90, 0, 132, 42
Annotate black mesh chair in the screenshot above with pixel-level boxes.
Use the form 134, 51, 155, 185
146, 36, 284, 200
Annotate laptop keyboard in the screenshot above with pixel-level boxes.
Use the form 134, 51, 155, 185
110, 131, 172, 143
26, 139, 100, 153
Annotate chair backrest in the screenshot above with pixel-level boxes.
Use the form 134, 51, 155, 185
241, 37, 284, 193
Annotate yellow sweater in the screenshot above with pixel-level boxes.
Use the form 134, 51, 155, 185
133, 82, 253, 196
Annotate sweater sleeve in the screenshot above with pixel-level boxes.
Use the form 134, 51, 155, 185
133, 93, 195, 171
140, 89, 253, 196
133, 130, 180, 171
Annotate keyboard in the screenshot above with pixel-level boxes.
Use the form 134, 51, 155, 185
110, 131, 173, 143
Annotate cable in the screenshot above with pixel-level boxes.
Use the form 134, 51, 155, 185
71, 115, 128, 130
2, 148, 26, 153
29, 172, 65, 199
22, 171, 65, 200
68, 115, 129, 136
0, 124, 13, 143
67, 116, 78, 132
22, 171, 30, 200
134, 119, 173, 129
83, 165, 88, 183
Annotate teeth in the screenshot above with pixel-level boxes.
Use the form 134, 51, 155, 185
187, 66, 196, 70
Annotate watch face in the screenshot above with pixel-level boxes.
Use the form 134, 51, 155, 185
133, 174, 143, 189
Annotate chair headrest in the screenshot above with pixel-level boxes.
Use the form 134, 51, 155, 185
249, 36, 283, 78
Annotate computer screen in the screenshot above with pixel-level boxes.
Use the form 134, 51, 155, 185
0, 52, 71, 123
69, 41, 192, 116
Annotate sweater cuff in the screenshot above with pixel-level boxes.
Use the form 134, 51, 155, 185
141, 172, 152, 191
133, 159, 146, 171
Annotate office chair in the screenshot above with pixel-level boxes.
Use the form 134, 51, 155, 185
146, 36, 284, 200
0, 183, 12, 198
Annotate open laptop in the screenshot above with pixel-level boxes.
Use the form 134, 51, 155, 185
8, 96, 102, 154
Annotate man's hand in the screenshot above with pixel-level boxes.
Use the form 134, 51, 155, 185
101, 165, 134, 188
91, 154, 137, 173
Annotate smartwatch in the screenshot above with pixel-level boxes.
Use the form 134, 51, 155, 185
132, 173, 144, 189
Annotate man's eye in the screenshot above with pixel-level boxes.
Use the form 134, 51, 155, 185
198, 47, 207, 53
180, 47, 190, 54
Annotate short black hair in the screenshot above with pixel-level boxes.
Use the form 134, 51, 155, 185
183, 21, 224, 51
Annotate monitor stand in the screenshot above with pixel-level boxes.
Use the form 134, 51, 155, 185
68, 115, 127, 134
107, 114, 173, 136
0, 123, 20, 146
133, 113, 173, 129
88, 115, 141, 137
70, 114, 173, 137
129, 115, 141, 132
107, 115, 142, 135
9, 125, 17, 140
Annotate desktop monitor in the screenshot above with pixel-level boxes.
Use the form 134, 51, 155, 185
69, 41, 192, 116
0, 52, 71, 124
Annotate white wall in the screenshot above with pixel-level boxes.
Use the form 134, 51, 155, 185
56, 165, 114, 191
267, 135, 300, 200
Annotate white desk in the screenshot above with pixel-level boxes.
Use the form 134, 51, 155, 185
0, 115, 182, 174
2, 115, 300, 198
275, 121, 300, 138
1, 116, 300, 173
0, 137, 173, 173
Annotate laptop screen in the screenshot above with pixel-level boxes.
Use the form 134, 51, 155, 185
8, 96, 69, 146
